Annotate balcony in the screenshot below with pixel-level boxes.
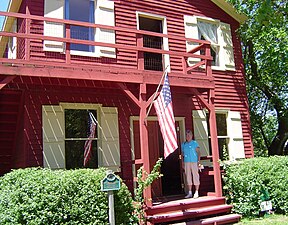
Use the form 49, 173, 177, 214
0, 11, 214, 89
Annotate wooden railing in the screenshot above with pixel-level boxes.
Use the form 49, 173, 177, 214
0, 11, 212, 76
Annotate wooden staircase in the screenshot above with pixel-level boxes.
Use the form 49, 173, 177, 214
145, 196, 241, 224
0, 89, 22, 175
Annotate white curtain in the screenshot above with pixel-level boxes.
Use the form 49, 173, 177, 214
198, 21, 219, 65
198, 21, 218, 44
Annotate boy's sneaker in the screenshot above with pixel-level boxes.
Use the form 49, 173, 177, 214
193, 191, 199, 199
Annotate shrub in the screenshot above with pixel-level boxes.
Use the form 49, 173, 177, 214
223, 156, 288, 218
0, 168, 138, 225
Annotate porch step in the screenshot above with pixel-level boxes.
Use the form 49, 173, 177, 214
173, 213, 241, 225
147, 204, 232, 224
146, 197, 233, 224
147, 196, 226, 215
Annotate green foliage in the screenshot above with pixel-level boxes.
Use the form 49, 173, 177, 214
223, 156, 288, 218
0, 168, 137, 225
227, 0, 288, 155
134, 158, 163, 224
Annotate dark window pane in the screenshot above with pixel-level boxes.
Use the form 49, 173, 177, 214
65, 109, 97, 138
65, 140, 98, 169
216, 114, 227, 136
65, 109, 98, 169
208, 138, 228, 160
218, 138, 228, 160
206, 113, 227, 136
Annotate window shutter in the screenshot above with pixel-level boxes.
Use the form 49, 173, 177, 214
42, 105, 65, 169
192, 110, 209, 156
218, 22, 235, 70
95, 0, 116, 58
227, 111, 245, 160
99, 107, 120, 172
184, 15, 201, 65
44, 0, 65, 52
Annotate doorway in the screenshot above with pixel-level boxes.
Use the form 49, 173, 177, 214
132, 119, 184, 198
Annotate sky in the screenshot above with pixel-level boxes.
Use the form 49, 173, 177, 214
0, 0, 10, 30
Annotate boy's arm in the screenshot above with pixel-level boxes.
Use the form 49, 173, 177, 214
196, 147, 201, 165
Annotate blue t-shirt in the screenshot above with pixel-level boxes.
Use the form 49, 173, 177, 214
181, 140, 199, 163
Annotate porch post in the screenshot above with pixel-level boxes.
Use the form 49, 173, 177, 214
139, 83, 152, 207
208, 91, 222, 197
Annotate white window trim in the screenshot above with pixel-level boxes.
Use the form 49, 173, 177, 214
136, 11, 171, 72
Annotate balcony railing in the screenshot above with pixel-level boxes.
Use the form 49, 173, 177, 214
0, 11, 212, 77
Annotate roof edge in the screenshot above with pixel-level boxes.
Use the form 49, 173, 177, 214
0, 0, 23, 57
211, 0, 247, 24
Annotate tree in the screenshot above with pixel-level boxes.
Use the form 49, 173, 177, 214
228, 0, 288, 155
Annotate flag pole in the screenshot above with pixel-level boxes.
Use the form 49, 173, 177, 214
145, 65, 169, 119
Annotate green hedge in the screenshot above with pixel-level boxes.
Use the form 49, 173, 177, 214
0, 168, 138, 225
223, 156, 288, 218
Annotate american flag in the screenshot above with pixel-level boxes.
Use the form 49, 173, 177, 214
154, 72, 178, 158
84, 112, 96, 167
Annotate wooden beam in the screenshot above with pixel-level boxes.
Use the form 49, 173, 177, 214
190, 88, 211, 110
208, 90, 222, 197
0, 76, 16, 89
0, 63, 215, 89
117, 83, 141, 108
139, 83, 152, 207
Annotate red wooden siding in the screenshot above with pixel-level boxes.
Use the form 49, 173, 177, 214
0, 0, 253, 182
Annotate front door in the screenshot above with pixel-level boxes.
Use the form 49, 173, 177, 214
160, 121, 183, 196
133, 120, 183, 198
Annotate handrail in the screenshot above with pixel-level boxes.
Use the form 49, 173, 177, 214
0, 11, 212, 76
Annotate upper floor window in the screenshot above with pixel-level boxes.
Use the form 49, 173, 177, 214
198, 21, 218, 66
44, 0, 115, 58
184, 15, 235, 71
66, 0, 95, 53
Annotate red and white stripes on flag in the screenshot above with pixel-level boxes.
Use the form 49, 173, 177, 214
154, 72, 178, 158
84, 112, 96, 167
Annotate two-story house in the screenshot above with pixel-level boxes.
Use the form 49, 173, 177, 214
0, 0, 253, 223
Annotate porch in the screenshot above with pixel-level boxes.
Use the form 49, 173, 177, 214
0, 10, 223, 208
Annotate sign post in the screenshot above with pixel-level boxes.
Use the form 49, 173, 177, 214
101, 170, 121, 225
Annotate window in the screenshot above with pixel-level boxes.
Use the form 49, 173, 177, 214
44, 0, 115, 58
66, 0, 95, 53
184, 15, 235, 71
42, 105, 120, 171
137, 12, 170, 72
65, 109, 98, 169
192, 110, 245, 162
198, 21, 219, 66
206, 112, 229, 160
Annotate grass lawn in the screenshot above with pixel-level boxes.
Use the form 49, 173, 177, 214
237, 214, 288, 224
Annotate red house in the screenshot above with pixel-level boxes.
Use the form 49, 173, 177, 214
0, 0, 253, 223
